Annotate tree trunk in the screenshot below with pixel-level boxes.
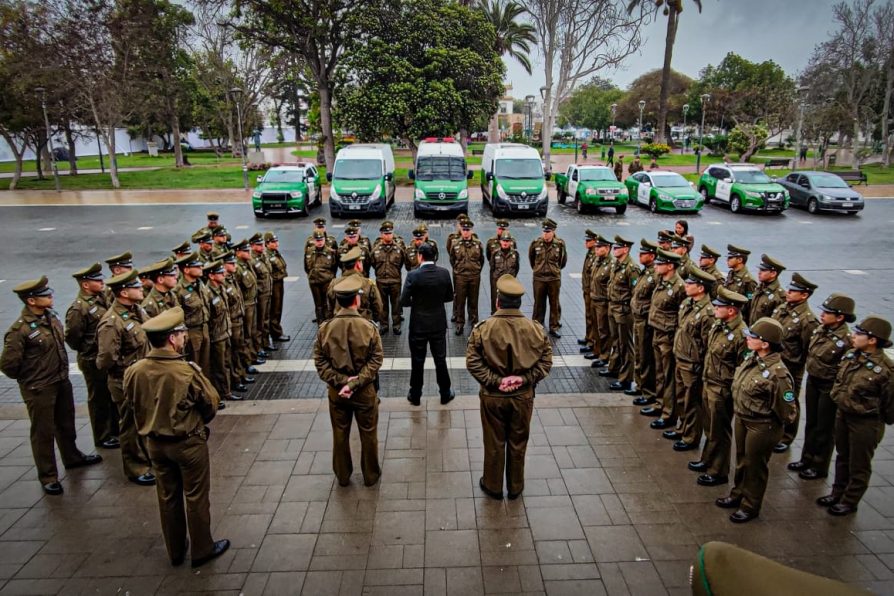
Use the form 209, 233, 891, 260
318, 82, 336, 170
172, 112, 184, 168
541, 91, 555, 172
882, 63, 892, 167
1, 132, 25, 190
458, 128, 469, 151
64, 124, 78, 175
107, 126, 120, 189
226, 116, 236, 158
655, 8, 679, 145
488, 110, 500, 143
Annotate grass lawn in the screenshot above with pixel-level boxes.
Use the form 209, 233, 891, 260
0, 151, 244, 173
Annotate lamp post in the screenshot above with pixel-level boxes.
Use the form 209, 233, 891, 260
525, 94, 535, 141
793, 85, 809, 171
637, 100, 646, 155
696, 93, 711, 175
35, 87, 60, 192
610, 103, 617, 141
681, 104, 690, 154
230, 87, 249, 191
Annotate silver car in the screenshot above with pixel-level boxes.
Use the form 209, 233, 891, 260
775, 171, 864, 215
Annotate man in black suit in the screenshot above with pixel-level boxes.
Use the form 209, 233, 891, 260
400, 243, 455, 405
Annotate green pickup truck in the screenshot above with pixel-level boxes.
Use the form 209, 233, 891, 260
554, 164, 628, 214
252, 164, 322, 217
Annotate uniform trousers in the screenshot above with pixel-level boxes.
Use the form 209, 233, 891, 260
186, 326, 211, 374
20, 380, 84, 484
78, 355, 118, 445
800, 375, 837, 474
209, 339, 231, 398
594, 299, 612, 360
328, 389, 381, 486
633, 317, 655, 399
611, 311, 634, 383
480, 391, 535, 496
700, 382, 735, 477
532, 279, 561, 331
453, 274, 480, 327
676, 363, 704, 446
108, 375, 152, 479
653, 328, 677, 422
832, 411, 885, 507
781, 361, 804, 445
376, 282, 401, 329
731, 415, 783, 514
269, 279, 285, 338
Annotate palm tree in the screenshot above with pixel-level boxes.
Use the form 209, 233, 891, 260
479, 0, 536, 142
628, 0, 703, 144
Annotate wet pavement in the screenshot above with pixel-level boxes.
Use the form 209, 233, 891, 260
0, 195, 893, 593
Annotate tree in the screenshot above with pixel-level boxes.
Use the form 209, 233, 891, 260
727, 123, 769, 160
557, 78, 623, 133
615, 68, 691, 129
479, 0, 536, 142
520, 0, 650, 168
626, 0, 702, 143
336, 0, 504, 158
873, 0, 893, 165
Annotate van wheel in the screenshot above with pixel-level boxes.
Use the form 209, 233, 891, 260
413, 205, 420, 218
730, 195, 742, 213
329, 205, 340, 219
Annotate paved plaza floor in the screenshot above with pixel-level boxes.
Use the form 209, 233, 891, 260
0, 196, 893, 594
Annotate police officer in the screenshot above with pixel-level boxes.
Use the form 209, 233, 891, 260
405, 224, 439, 271
529, 218, 567, 338
2, 277, 102, 495
65, 264, 119, 449
817, 316, 893, 516
340, 226, 372, 277
141, 258, 179, 318
605, 235, 638, 391
264, 232, 290, 343
485, 219, 514, 262
723, 244, 757, 320
489, 231, 520, 316
716, 318, 795, 523
211, 227, 229, 257
370, 221, 406, 335
250, 233, 274, 353
790, 293, 856, 480
589, 234, 613, 366
467, 274, 553, 500
578, 230, 599, 355
327, 247, 383, 323
670, 234, 693, 281
195, 230, 215, 263
205, 260, 237, 401
305, 230, 339, 325
234, 239, 263, 367
446, 213, 469, 254
749, 254, 786, 325
103, 252, 135, 304
373, 219, 407, 250
96, 270, 155, 486
174, 252, 212, 373
629, 239, 659, 402
313, 276, 384, 487
693, 288, 749, 487
305, 217, 338, 252
656, 230, 673, 252
450, 219, 485, 335
172, 240, 192, 260
698, 244, 725, 298
347, 219, 372, 253
221, 251, 250, 392
202, 211, 223, 236
641, 250, 685, 428
772, 272, 819, 453
125, 306, 230, 568
667, 267, 715, 451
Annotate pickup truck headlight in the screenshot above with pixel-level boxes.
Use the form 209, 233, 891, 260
415, 187, 426, 199
252, 191, 261, 199
289, 191, 303, 199
586, 188, 598, 196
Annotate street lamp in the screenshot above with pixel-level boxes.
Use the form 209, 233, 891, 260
230, 87, 249, 191
681, 104, 690, 154
525, 94, 535, 141
35, 87, 60, 192
637, 100, 646, 154
610, 103, 617, 141
696, 93, 711, 175
793, 85, 809, 171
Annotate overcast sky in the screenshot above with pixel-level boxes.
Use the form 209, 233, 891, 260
504, 0, 840, 99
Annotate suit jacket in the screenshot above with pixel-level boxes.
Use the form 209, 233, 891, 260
400, 263, 453, 336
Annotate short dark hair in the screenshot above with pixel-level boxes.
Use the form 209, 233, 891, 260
497, 295, 522, 309
418, 242, 435, 262
341, 259, 359, 271
146, 331, 172, 348
336, 293, 357, 308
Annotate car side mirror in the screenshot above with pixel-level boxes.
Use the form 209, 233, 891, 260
467, 170, 473, 179
408, 169, 415, 180
384, 172, 393, 181
256, 175, 264, 183
326, 172, 332, 182
486, 172, 494, 181
544, 172, 552, 181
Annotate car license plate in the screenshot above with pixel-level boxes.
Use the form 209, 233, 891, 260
348, 205, 361, 210
517, 204, 529, 210
437, 205, 451, 211
268, 203, 284, 209
678, 200, 693, 208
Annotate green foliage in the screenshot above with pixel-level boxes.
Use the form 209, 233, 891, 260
615, 69, 692, 128
727, 123, 769, 161
557, 79, 623, 131
640, 142, 671, 159
702, 134, 728, 155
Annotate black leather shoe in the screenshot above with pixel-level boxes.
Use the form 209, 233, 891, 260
577, 339, 589, 346
131, 473, 156, 486
650, 419, 673, 429
598, 369, 618, 378
584, 353, 600, 360
455, 327, 463, 336
799, 468, 828, 480
263, 345, 277, 352
590, 360, 606, 368
548, 329, 561, 338
507, 491, 522, 500
828, 503, 857, 516
609, 381, 631, 391
632, 397, 654, 406
99, 437, 120, 449
697, 474, 728, 486
226, 394, 244, 401
579, 346, 593, 353
171, 539, 189, 567
243, 376, 256, 384
258, 350, 268, 358
662, 430, 679, 440
640, 407, 661, 417
479, 477, 503, 500
729, 509, 758, 523
380, 326, 389, 334
772, 442, 789, 453
787, 461, 807, 472
66, 454, 103, 469
673, 440, 698, 452
252, 359, 266, 366
688, 461, 707, 472
715, 496, 741, 509
816, 494, 839, 507
450, 315, 456, 323
218, 402, 226, 410
42, 482, 63, 495
246, 366, 259, 375
624, 388, 643, 397
441, 390, 455, 405
273, 335, 291, 342
234, 383, 248, 393
191, 539, 230, 568
407, 393, 421, 406
338, 477, 351, 487
393, 327, 401, 335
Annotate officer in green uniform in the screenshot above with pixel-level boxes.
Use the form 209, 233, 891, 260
326, 247, 383, 323
404, 224, 439, 267
628, 239, 659, 402
172, 240, 192, 259
313, 275, 384, 487
698, 244, 725, 299
141, 258, 179, 319
578, 230, 599, 354
485, 219, 514, 262
692, 288, 749, 487
340, 227, 372, 277
772, 272, 819, 452
125, 306, 230, 569
605, 235, 639, 391
65, 263, 119, 449
589, 234, 613, 365
370, 221, 406, 335
221, 251, 250, 392
450, 219, 485, 335
528, 218, 567, 338
211, 227, 229, 257
234, 239, 263, 367
194, 230, 215, 264
305, 230, 339, 325
667, 267, 715, 451
174, 252, 212, 373
818, 316, 894, 516
670, 234, 693, 280
305, 217, 339, 252
723, 244, 757, 320
716, 317, 795, 523
2, 277, 102, 495
656, 230, 673, 251
204, 260, 236, 402
749, 254, 786, 325
789, 294, 856, 480
641, 250, 686, 429
467, 274, 553, 500
250, 233, 274, 353
347, 219, 372, 253
446, 213, 468, 254
489, 232, 520, 316
264, 232, 290, 343
103, 252, 135, 304
96, 270, 155, 485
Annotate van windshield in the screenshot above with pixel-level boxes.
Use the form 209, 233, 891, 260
416, 156, 467, 181
495, 158, 543, 179
333, 159, 382, 180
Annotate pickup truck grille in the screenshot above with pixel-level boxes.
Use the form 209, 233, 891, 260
596, 188, 621, 195
261, 192, 290, 203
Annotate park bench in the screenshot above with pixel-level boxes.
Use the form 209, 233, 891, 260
834, 170, 868, 185
762, 158, 792, 170
471, 149, 483, 155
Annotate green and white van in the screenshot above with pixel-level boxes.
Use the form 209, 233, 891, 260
480, 143, 550, 216
326, 143, 396, 218
409, 138, 471, 218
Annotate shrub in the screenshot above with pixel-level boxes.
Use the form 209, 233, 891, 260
640, 143, 671, 160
